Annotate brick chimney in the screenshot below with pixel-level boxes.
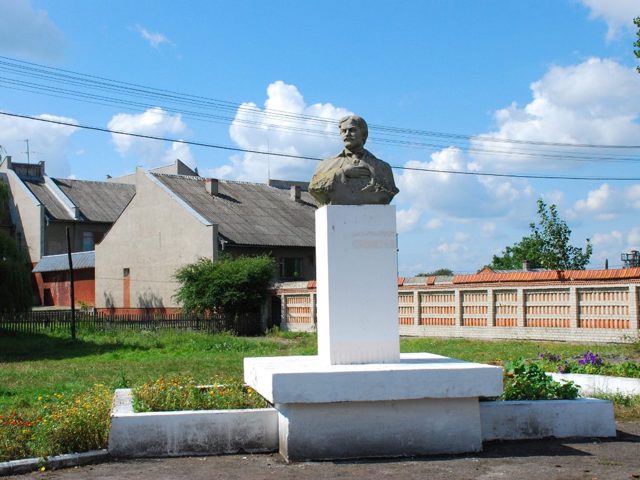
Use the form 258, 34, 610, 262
522, 259, 530, 271
205, 178, 218, 195
290, 185, 301, 202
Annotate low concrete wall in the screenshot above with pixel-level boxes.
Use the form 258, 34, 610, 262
108, 389, 278, 458
550, 373, 640, 396
108, 390, 616, 459
480, 398, 616, 441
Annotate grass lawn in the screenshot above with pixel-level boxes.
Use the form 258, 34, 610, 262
1, 328, 639, 419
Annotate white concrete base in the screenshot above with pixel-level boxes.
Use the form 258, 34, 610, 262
550, 373, 640, 396
279, 397, 482, 461
315, 205, 399, 365
244, 353, 503, 404
245, 353, 503, 461
108, 389, 278, 458
480, 398, 616, 441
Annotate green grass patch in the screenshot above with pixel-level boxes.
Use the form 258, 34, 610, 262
0, 328, 638, 461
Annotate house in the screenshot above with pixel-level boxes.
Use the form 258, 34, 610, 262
2, 154, 316, 311
0, 156, 135, 306
94, 169, 316, 314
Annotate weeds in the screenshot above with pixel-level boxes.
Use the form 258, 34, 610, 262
133, 376, 267, 412
502, 358, 580, 401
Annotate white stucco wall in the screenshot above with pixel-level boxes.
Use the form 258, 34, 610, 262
95, 169, 218, 310
0, 162, 44, 263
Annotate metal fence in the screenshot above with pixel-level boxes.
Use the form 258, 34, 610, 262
0, 310, 262, 336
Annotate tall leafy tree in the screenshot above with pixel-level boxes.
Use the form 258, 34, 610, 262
490, 199, 592, 271
174, 255, 275, 316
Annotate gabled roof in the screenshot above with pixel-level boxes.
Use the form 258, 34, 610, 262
23, 178, 135, 223
153, 174, 316, 248
53, 179, 135, 222
33, 251, 95, 273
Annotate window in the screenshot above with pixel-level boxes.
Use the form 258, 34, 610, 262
280, 257, 303, 280
123, 268, 130, 277
82, 231, 94, 251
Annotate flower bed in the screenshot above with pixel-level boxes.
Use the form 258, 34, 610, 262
133, 376, 268, 412
108, 389, 278, 457
537, 351, 640, 378
0, 385, 111, 463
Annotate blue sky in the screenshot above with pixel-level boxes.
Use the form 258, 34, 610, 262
1, 0, 639, 275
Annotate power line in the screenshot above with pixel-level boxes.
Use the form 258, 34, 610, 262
3, 110, 640, 182
2, 54, 640, 151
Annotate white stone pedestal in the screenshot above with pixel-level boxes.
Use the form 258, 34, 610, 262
244, 354, 503, 460
315, 205, 399, 365
244, 204, 504, 461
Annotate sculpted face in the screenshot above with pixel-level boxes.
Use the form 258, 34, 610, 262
340, 119, 365, 152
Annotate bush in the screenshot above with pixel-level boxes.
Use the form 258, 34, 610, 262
174, 255, 275, 316
133, 376, 268, 412
502, 358, 579, 401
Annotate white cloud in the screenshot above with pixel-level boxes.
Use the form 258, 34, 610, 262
578, 0, 638, 40
396, 208, 421, 233
481, 222, 496, 237
107, 107, 194, 168
135, 25, 173, 48
570, 183, 621, 220
396, 147, 534, 220
0, 0, 64, 60
0, 112, 77, 177
426, 218, 443, 230
471, 58, 640, 172
216, 81, 351, 182
591, 229, 625, 266
569, 182, 640, 220
627, 227, 640, 247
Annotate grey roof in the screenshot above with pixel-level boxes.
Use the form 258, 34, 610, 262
23, 179, 72, 220
23, 178, 135, 223
33, 251, 95, 273
153, 174, 316, 247
53, 179, 135, 222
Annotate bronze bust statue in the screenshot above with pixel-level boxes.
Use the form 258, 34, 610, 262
309, 115, 399, 206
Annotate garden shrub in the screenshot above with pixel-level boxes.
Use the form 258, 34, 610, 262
174, 255, 275, 317
502, 358, 579, 401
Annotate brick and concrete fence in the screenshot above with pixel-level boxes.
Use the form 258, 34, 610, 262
271, 268, 640, 343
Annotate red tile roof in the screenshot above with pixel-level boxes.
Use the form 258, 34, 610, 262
453, 268, 640, 284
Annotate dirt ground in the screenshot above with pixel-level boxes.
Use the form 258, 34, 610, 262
5, 421, 640, 480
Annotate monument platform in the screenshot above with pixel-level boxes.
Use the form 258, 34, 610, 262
246, 204, 504, 461
244, 354, 503, 460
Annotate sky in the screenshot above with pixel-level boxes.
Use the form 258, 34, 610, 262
0, 0, 639, 275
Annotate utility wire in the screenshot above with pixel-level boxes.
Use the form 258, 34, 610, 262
3, 111, 640, 182
2, 79, 640, 165
2, 54, 640, 151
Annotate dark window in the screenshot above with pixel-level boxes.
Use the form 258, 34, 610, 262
280, 257, 303, 280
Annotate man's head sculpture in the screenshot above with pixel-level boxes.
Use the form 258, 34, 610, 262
308, 115, 399, 206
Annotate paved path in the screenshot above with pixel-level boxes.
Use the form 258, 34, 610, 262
6, 422, 640, 480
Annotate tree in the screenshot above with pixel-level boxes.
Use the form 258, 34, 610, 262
0, 235, 33, 312
417, 268, 454, 277
490, 199, 592, 271
174, 255, 275, 316
635, 17, 640, 73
